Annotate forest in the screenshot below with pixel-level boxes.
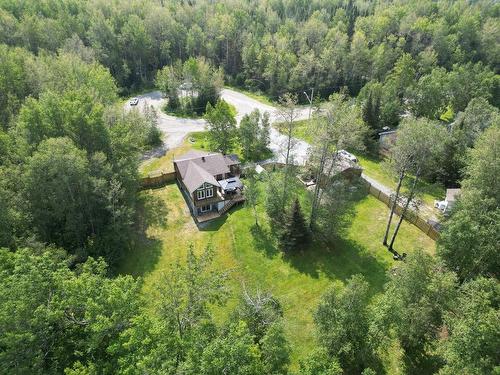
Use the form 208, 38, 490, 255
0, 0, 498, 374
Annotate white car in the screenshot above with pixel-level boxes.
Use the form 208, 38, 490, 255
129, 97, 139, 106
338, 150, 358, 163
434, 200, 448, 212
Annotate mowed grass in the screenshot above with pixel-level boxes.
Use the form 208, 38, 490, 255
119, 179, 435, 369
139, 140, 192, 177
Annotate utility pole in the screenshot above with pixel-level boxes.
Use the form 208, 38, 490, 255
304, 88, 314, 120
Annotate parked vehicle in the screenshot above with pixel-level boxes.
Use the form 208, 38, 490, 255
338, 150, 358, 163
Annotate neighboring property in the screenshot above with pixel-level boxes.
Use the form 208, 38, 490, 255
434, 188, 461, 215
378, 128, 398, 156
300, 156, 363, 188
173, 150, 244, 222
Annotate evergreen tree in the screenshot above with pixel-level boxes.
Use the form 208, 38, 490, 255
279, 198, 309, 252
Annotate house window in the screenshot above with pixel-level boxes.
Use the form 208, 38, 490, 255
197, 189, 205, 200
201, 204, 211, 213
206, 188, 214, 198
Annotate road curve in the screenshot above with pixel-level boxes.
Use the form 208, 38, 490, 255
125, 88, 311, 164
125, 90, 438, 220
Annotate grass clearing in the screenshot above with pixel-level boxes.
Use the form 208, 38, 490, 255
139, 139, 192, 177
119, 176, 435, 369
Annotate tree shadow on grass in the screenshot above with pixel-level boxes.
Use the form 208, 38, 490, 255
284, 236, 389, 294
120, 234, 164, 278
250, 224, 279, 258
198, 215, 228, 231
198, 203, 245, 231
115, 192, 168, 277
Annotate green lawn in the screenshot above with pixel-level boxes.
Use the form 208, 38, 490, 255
119, 178, 435, 370
189, 131, 273, 162
139, 138, 193, 177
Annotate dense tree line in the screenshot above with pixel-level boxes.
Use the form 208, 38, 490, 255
0, 0, 498, 373
306, 249, 499, 375
0, 0, 497, 104
0, 246, 292, 374
0, 46, 160, 264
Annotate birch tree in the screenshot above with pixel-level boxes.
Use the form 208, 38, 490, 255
384, 117, 447, 251
309, 94, 367, 230
275, 93, 300, 210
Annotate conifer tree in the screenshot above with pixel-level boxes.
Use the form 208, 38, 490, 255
280, 198, 309, 252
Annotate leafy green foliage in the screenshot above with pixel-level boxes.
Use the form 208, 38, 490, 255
0, 248, 140, 374
299, 348, 343, 375
232, 289, 284, 343
439, 277, 500, 375
0, 44, 35, 129
117, 245, 291, 375
438, 126, 500, 280
0, 0, 496, 106
314, 275, 375, 373
204, 99, 237, 154
369, 250, 458, 369
239, 109, 271, 161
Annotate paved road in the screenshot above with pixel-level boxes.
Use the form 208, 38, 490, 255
125, 89, 311, 164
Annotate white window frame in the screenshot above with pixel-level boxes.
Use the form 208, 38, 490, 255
197, 189, 205, 200
206, 188, 214, 198
201, 204, 211, 213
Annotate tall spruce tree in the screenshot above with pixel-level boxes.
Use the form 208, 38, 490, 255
280, 198, 309, 252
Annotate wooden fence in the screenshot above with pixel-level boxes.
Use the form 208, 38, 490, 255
140, 171, 176, 190
366, 181, 440, 241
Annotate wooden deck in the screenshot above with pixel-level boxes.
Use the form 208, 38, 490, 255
196, 210, 223, 223
195, 195, 245, 224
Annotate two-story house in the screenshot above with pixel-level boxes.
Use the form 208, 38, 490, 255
173, 150, 244, 222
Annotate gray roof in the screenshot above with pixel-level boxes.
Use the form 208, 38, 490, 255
378, 129, 398, 136
174, 150, 236, 194
175, 151, 230, 179
224, 154, 240, 166
446, 188, 461, 202
182, 161, 220, 193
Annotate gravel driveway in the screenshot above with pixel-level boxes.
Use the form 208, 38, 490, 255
125, 89, 311, 164
126, 90, 438, 221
